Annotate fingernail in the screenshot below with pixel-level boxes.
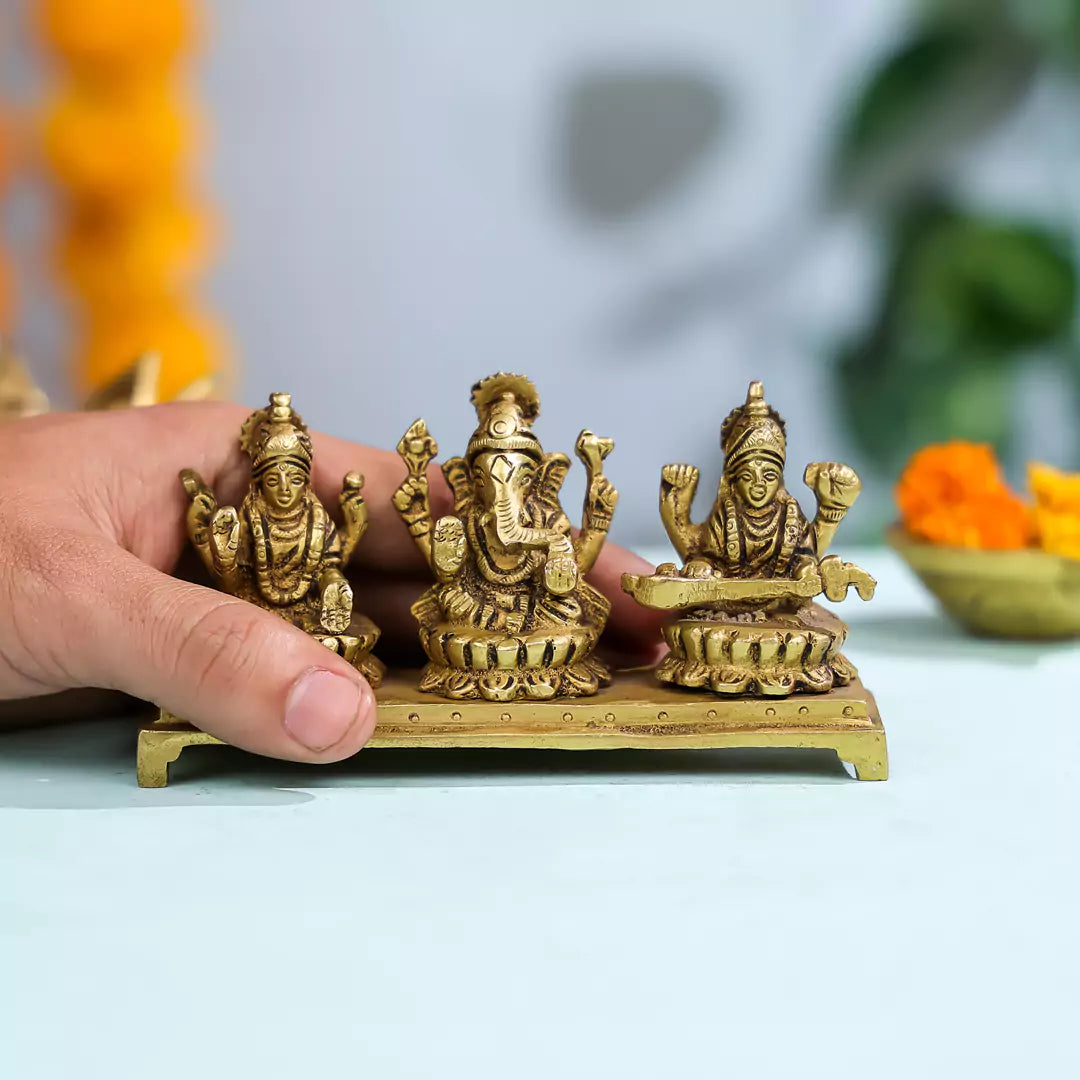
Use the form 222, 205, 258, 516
283, 668, 364, 752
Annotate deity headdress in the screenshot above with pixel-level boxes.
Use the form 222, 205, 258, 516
240, 392, 313, 477
720, 381, 787, 471
466, 373, 543, 463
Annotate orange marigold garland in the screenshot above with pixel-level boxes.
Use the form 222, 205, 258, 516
37, 0, 227, 401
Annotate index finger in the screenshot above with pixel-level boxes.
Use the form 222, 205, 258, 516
111, 401, 450, 575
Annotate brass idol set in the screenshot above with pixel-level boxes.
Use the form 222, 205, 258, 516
139, 375, 888, 785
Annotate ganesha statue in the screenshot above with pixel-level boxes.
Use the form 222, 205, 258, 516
392, 372, 618, 701
623, 380, 876, 697
180, 392, 384, 686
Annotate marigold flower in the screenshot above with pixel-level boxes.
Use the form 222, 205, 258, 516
896, 441, 1034, 550
58, 197, 215, 307
1030, 462, 1080, 561
42, 82, 200, 202
1029, 462, 1080, 514
38, 0, 196, 78
1035, 509, 1080, 561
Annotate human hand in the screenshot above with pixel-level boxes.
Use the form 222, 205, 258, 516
0, 403, 664, 762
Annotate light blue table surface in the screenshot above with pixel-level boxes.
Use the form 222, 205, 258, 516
2, 550, 1078, 1078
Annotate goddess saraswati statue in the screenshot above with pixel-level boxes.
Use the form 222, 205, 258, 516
392, 373, 618, 701
179, 392, 384, 686
623, 381, 876, 696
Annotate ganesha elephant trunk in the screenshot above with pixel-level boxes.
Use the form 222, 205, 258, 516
491, 487, 552, 551
489, 482, 579, 596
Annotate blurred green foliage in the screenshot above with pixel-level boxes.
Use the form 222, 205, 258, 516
833, 0, 1080, 474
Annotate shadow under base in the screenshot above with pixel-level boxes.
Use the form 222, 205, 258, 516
137, 670, 888, 787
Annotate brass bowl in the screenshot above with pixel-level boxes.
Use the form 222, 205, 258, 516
887, 525, 1080, 639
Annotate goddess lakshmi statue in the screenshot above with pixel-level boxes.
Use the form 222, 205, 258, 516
179, 392, 384, 686
392, 372, 618, 701
623, 381, 876, 696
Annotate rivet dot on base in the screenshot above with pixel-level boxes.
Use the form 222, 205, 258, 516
562, 712, 573, 722
657, 711, 668, 721
500, 712, 511, 722
798, 706, 808, 715
765, 708, 776, 716
706, 709, 717, 719
451, 711, 462, 720
604, 712, 615, 722
408, 712, 419, 722
843, 706, 854, 717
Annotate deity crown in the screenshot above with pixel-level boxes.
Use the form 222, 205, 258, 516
466, 372, 544, 463
721, 381, 787, 470
241, 392, 313, 476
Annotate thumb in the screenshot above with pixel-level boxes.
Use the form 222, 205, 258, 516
68, 544, 377, 762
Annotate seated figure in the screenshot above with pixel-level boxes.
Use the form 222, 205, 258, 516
623, 381, 875, 696
180, 392, 383, 686
392, 373, 618, 701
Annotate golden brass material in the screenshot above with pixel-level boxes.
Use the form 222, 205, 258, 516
627, 553, 877, 609
0, 338, 49, 421
83, 350, 165, 409
624, 380, 876, 696
82, 351, 218, 410
138, 724, 224, 788
889, 525, 1080, 639
179, 391, 384, 683
136, 669, 887, 786
0, 345, 221, 422
391, 373, 618, 701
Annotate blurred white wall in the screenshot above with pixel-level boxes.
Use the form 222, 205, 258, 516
206, 0, 911, 548
12, 1, 1074, 546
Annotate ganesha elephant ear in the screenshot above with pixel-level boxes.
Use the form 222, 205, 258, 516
537, 452, 571, 504
441, 456, 471, 513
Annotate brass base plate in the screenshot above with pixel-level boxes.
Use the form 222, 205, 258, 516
137, 670, 888, 787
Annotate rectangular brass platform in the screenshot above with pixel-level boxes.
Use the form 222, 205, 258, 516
137, 670, 888, 787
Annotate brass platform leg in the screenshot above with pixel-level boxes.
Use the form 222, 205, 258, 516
833, 729, 889, 781
137, 724, 224, 788
137, 730, 180, 788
